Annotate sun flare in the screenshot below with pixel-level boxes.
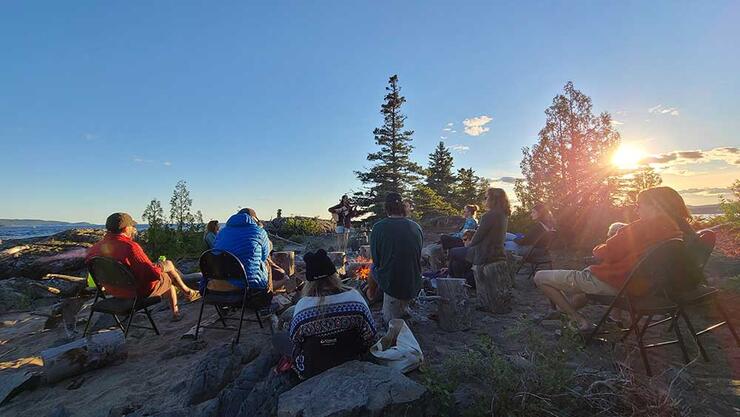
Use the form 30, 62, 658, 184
611, 143, 646, 169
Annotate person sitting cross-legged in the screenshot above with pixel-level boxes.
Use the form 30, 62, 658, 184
86, 212, 200, 321
272, 249, 377, 380
533, 187, 691, 333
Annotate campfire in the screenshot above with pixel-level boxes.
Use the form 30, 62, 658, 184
347, 255, 372, 280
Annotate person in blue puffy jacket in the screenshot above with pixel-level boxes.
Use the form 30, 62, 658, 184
210, 208, 271, 290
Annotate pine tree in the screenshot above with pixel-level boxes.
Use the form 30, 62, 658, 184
142, 199, 165, 228
170, 180, 195, 233
452, 167, 488, 209
142, 198, 168, 257
514, 81, 621, 244
426, 141, 456, 204
355, 75, 423, 221
621, 167, 662, 206
411, 184, 457, 220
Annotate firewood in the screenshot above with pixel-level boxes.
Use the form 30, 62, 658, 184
436, 278, 472, 332
41, 330, 127, 384
472, 260, 514, 313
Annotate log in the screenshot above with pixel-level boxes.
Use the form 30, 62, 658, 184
272, 251, 295, 276
436, 278, 472, 332
358, 245, 372, 260
41, 330, 127, 384
327, 252, 346, 275
472, 260, 514, 313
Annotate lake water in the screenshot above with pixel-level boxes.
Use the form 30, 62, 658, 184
0, 224, 149, 241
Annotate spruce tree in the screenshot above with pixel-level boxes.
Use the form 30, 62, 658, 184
452, 167, 488, 209
170, 180, 195, 234
426, 141, 456, 203
355, 75, 423, 220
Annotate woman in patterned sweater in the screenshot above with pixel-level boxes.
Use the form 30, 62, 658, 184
274, 249, 377, 379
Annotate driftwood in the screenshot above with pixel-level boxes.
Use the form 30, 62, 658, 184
472, 260, 514, 313
327, 252, 346, 275
272, 251, 295, 276
41, 330, 127, 384
436, 278, 472, 332
0, 357, 43, 406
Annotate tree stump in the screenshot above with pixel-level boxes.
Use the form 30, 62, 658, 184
358, 245, 372, 260
472, 260, 514, 313
41, 330, 127, 383
272, 251, 295, 276
327, 252, 346, 275
436, 278, 472, 332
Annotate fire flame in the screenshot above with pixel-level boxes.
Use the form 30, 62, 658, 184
354, 256, 372, 280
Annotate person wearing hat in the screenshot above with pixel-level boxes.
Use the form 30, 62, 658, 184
272, 249, 377, 380
369, 192, 423, 324
85, 212, 201, 321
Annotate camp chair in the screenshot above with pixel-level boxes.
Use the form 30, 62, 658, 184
195, 249, 272, 343
83, 257, 162, 337
515, 229, 556, 280
667, 229, 740, 362
299, 327, 367, 379
585, 239, 695, 376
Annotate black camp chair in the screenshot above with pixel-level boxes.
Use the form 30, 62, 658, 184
195, 250, 272, 343
515, 229, 557, 280
83, 257, 162, 337
585, 239, 696, 376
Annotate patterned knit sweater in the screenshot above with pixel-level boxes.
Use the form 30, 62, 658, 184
289, 289, 377, 379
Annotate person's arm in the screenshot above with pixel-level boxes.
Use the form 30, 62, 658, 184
328, 203, 342, 213
370, 226, 381, 267
129, 242, 162, 283
592, 222, 635, 261
204, 233, 216, 248
468, 212, 492, 247
514, 223, 544, 246
259, 230, 270, 263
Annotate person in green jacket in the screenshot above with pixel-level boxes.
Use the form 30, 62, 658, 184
370, 192, 423, 324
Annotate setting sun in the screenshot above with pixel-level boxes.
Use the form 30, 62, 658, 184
611, 143, 646, 169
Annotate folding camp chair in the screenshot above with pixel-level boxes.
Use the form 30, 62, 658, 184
195, 249, 272, 343
668, 230, 740, 362
585, 239, 695, 376
515, 229, 556, 280
83, 257, 162, 337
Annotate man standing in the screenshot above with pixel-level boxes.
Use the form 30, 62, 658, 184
86, 212, 200, 321
328, 195, 354, 252
369, 193, 423, 324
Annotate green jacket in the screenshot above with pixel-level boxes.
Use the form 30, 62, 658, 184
370, 217, 423, 300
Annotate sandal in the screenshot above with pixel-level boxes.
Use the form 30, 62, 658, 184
186, 291, 202, 303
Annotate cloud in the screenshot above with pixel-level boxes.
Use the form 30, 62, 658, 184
163, 161, 172, 167
610, 120, 624, 126
133, 157, 172, 167
639, 146, 740, 167
447, 122, 454, 127
443, 128, 452, 132
450, 144, 470, 153
491, 176, 520, 184
648, 105, 680, 116
440, 136, 448, 140
462, 115, 492, 136
82, 133, 98, 141
678, 187, 731, 196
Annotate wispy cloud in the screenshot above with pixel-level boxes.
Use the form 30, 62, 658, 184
610, 120, 624, 126
446, 122, 454, 127
133, 157, 173, 167
462, 115, 492, 136
678, 187, 731, 196
443, 127, 452, 132
450, 144, 470, 153
440, 136, 448, 140
640, 146, 740, 167
648, 104, 680, 116
82, 132, 99, 141
490, 176, 521, 184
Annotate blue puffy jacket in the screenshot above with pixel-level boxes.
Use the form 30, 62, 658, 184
211, 212, 270, 289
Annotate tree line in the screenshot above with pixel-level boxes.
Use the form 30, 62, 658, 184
354, 76, 665, 247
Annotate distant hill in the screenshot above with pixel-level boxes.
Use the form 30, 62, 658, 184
687, 204, 722, 215
0, 219, 95, 227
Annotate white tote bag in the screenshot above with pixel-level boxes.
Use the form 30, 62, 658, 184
370, 319, 424, 373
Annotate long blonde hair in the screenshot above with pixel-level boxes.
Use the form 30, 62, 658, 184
301, 273, 351, 305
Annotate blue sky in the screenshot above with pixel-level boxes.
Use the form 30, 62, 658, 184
1, 1, 739, 223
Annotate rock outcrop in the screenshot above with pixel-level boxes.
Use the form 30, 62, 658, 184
277, 361, 429, 417
186, 342, 260, 405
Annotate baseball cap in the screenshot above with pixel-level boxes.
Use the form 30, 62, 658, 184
105, 212, 137, 233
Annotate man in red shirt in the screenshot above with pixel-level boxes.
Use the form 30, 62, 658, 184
86, 213, 200, 321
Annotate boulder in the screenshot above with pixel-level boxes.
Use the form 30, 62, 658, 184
186, 342, 260, 405
214, 347, 280, 417
277, 361, 429, 417
0, 277, 58, 313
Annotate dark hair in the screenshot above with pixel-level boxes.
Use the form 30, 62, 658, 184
486, 188, 511, 216
206, 220, 219, 234
385, 192, 407, 217
637, 186, 694, 237
532, 203, 556, 229
464, 204, 479, 216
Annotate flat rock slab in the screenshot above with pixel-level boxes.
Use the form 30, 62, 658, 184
277, 361, 428, 417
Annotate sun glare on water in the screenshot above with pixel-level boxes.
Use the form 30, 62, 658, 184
611, 143, 646, 169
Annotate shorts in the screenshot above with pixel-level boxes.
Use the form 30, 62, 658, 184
534, 269, 617, 296
382, 293, 410, 324
336, 226, 350, 234
150, 273, 173, 297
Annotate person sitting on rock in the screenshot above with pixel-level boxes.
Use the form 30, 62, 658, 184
448, 188, 510, 285
86, 212, 200, 321
369, 192, 423, 324
504, 203, 556, 256
272, 249, 377, 380
533, 187, 689, 334
203, 220, 220, 250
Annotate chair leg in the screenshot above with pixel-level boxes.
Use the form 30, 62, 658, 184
235, 303, 247, 344
124, 310, 136, 338
587, 304, 619, 346
636, 326, 652, 377
112, 314, 126, 333
195, 298, 206, 340
715, 300, 740, 346
83, 308, 95, 336
214, 306, 228, 328
255, 309, 264, 329
680, 311, 710, 362
671, 313, 691, 364
144, 307, 160, 335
